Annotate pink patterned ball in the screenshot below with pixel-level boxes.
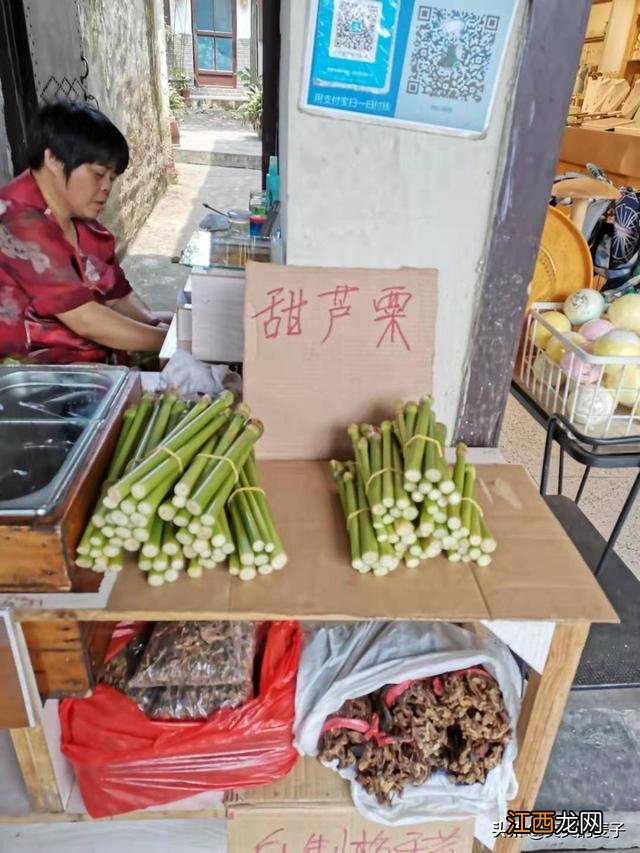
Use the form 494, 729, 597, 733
560, 350, 600, 383
578, 318, 615, 341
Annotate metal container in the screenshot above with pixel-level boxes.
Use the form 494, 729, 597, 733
0, 365, 128, 517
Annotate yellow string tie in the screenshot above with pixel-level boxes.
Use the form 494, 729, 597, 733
229, 486, 266, 503
346, 507, 370, 528
197, 453, 240, 484
461, 497, 484, 518
158, 446, 184, 474
365, 467, 398, 495
405, 434, 443, 457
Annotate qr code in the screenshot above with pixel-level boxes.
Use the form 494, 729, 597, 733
329, 0, 382, 63
406, 6, 500, 102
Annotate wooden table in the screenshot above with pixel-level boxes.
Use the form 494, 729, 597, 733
0, 453, 618, 852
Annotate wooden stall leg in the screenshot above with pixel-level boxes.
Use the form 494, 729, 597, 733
10, 725, 63, 813
494, 622, 589, 853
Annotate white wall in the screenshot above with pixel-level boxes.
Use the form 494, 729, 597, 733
171, 0, 192, 35
279, 0, 526, 435
600, 0, 634, 73
237, 0, 251, 39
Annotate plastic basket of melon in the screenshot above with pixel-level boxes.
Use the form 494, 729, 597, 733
521, 291, 640, 437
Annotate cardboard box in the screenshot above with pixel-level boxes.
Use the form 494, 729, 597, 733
191, 268, 245, 363
243, 263, 438, 460
560, 125, 640, 183
226, 758, 475, 853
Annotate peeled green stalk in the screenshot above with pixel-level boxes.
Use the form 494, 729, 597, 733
469, 506, 483, 547
144, 392, 177, 456
76, 520, 95, 556
228, 552, 241, 576
187, 421, 263, 516
158, 501, 177, 521
141, 515, 163, 558
166, 399, 187, 435
380, 421, 395, 509
160, 394, 213, 445
391, 442, 410, 510
479, 515, 497, 553
131, 418, 225, 501
106, 394, 152, 481
228, 499, 254, 566
435, 422, 454, 492
405, 397, 431, 483
107, 393, 233, 504
356, 471, 378, 566
239, 468, 273, 549
449, 443, 468, 507
424, 411, 442, 483
162, 524, 180, 556
354, 436, 372, 488
364, 430, 385, 515
243, 451, 287, 570
342, 471, 362, 570
147, 570, 165, 586
137, 473, 176, 516
229, 487, 264, 552
187, 561, 203, 579
105, 406, 137, 482
394, 401, 407, 449
173, 434, 218, 498
131, 396, 162, 464
403, 401, 418, 449
459, 465, 476, 538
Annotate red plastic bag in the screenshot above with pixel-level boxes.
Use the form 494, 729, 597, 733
60, 621, 302, 817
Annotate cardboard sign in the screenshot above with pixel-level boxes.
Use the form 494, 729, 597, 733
244, 263, 437, 459
228, 807, 474, 853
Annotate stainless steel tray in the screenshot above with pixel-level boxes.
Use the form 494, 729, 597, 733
0, 366, 129, 517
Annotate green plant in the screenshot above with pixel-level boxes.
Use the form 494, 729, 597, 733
169, 67, 191, 89
238, 69, 263, 136
169, 82, 186, 120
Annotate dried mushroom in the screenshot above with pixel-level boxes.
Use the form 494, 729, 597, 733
316, 668, 511, 805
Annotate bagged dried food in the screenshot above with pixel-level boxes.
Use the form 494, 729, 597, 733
295, 621, 521, 828
100, 622, 152, 693
144, 682, 251, 720
60, 621, 301, 818
318, 668, 512, 806
129, 621, 255, 688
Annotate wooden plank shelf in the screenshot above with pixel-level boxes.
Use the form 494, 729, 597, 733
15, 461, 617, 625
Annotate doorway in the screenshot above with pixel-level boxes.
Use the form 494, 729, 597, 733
191, 0, 236, 86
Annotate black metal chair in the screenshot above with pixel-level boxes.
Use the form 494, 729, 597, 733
539, 414, 640, 689
540, 414, 640, 578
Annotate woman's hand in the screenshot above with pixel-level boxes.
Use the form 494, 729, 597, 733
57, 302, 167, 352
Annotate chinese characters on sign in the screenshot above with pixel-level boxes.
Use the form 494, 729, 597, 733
244, 264, 437, 460
255, 825, 463, 852
492, 810, 625, 840
251, 283, 414, 351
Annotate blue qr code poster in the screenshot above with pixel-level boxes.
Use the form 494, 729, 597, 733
302, 0, 519, 137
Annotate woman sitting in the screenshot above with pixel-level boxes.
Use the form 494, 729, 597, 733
0, 100, 168, 363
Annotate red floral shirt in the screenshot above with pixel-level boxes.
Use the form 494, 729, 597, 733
0, 170, 132, 363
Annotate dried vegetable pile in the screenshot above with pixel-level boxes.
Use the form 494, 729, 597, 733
75, 390, 287, 585
101, 620, 256, 720
318, 668, 511, 804
331, 398, 497, 574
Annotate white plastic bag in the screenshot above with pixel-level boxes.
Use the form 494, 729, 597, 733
294, 621, 521, 827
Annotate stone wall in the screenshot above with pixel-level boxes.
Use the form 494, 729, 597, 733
77, 0, 173, 251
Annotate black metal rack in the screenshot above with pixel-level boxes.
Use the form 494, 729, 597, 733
511, 381, 640, 689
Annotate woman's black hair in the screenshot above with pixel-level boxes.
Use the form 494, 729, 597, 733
27, 100, 129, 177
